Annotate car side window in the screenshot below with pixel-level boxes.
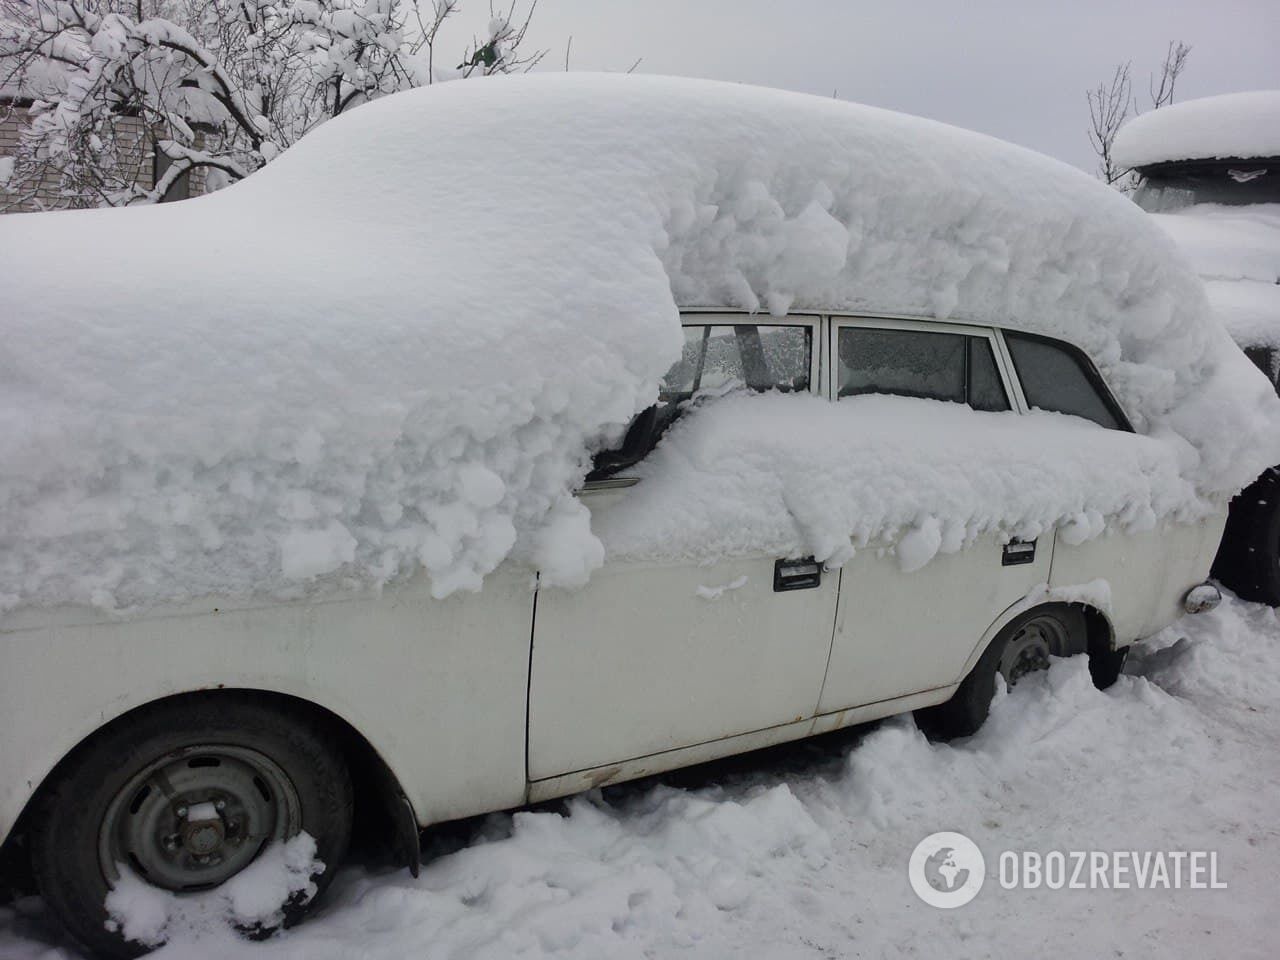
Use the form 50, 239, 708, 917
589, 323, 812, 480
836, 326, 1010, 412
1004, 331, 1126, 430
662, 324, 812, 399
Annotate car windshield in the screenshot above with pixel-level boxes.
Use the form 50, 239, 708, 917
1133, 161, 1280, 212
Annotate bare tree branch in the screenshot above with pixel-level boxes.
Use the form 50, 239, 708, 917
1085, 40, 1192, 191
1150, 41, 1191, 109
1086, 61, 1132, 186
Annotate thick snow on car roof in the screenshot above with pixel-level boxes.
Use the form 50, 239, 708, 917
1, 73, 1277, 610
1114, 91, 1280, 169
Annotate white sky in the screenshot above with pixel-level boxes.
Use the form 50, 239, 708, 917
460, 0, 1280, 175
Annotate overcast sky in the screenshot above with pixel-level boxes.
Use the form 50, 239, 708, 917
473, 0, 1280, 175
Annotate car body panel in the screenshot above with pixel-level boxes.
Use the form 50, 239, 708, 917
0, 566, 535, 842
819, 533, 1054, 714
1049, 512, 1229, 641
528, 553, 839, 781
0, 311, 1230, 848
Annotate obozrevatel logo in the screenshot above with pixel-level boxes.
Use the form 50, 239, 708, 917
909, 831, 986, 908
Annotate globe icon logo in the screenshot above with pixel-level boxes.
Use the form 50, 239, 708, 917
924, 846, 969, 892
909, 832, 985, 908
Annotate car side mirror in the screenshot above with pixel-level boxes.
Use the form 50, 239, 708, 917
586, 405, 659, 481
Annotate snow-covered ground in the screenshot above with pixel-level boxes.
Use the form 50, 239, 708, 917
3, 593, 1276, 959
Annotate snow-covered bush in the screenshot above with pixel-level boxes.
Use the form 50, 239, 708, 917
0, 0, 541, 207
1, 74, 1277, 611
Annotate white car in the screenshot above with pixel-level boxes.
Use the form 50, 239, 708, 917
0, 75, 1270, 957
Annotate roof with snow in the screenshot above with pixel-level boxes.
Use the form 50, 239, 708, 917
1114, 91, 1280, 170
1, 74, 1278, 611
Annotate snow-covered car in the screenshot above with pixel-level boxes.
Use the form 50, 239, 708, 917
1115, 91, 1280, 604
2, 76, 1277, 957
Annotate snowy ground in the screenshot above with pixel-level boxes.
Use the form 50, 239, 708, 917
3, 593, 1277, 959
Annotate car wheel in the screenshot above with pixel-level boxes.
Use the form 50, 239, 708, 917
1213, 468, 1280, 607
29, 694, 352, 959
916, 604, 1086, 741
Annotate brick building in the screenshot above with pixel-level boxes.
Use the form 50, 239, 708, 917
1, 102, 210, 213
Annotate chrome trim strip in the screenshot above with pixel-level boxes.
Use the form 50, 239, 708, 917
580, 476, 640, 492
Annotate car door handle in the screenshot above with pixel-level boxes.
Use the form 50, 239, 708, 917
1002, 539, 1036, 566
774, 557, 822, 591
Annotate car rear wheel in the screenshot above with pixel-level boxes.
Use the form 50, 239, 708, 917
29, 694, 352, 959
916, 604, 1087, 741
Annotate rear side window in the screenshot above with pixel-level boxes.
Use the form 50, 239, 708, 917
663, 324, 812, 400
836, 327, 1010, 412
1004, 331, 1126, 430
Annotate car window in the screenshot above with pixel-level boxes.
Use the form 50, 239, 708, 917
836, 326, 1010, 412
588, 323, 812, 481
663, 324, 812, 399
1004, 331, 1125, 430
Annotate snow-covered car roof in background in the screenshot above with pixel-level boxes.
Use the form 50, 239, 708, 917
2, 73, 1278, 611
1114, 91, 1280, 170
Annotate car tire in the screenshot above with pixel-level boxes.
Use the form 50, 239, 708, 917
1212, 468, 1280, 607
916, 604, 1087, 741
29, 693, 352, 959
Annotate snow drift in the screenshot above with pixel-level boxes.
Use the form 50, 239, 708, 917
598, 393, 1205, 569
1114, 90, 1280, 169
1, 74, 1277, 610
104, 834, 321, 947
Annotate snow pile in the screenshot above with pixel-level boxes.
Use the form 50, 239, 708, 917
599, 393, 1207, 569
7, 595, 1276, 958
1, 74, 1277, 610
1114, 91, 1280, 169
1148, 204, 1280, 348
102, 834, 321, 948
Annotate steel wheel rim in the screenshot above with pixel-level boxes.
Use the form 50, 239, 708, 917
97, 744, 301, 893
998, 616, 1067, 687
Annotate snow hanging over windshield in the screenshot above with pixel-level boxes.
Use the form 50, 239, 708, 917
1147, 203, 1280, 348
1, 74, 1277, 610
1114, 91, 1280, 169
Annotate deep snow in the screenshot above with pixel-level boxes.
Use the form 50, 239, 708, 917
2, 74, 1278, 613
600, 393, 1209, 570
102, 835, 322, 948
3, 592, 1277, 959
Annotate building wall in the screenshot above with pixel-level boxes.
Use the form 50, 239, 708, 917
1, 106, 208, 214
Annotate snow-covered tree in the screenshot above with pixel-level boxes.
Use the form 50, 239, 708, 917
0, 1, 543, 208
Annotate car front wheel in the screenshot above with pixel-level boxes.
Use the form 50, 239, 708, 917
29, 693, 352, 959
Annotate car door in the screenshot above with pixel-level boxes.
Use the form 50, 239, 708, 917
527, 315, 839, 781
816, 317, 1052, 713
998, 329, 1205, 642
